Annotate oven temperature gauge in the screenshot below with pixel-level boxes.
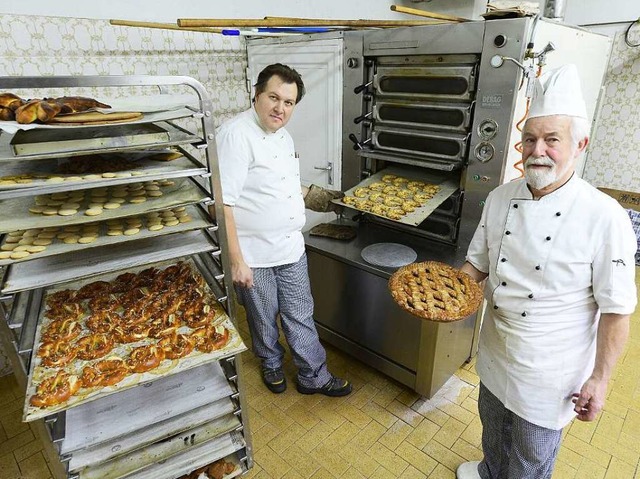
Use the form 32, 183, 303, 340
474, 142, 495, 163
478, 119, 498, 140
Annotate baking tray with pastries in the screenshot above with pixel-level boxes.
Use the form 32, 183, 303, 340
178, 454, 242, 479
332, 165, 459, 226
23, 258, 247, 422
0, 204, 211, 265
0, 148, 199, 193
0, 92, 145, 125
0, 176, 209, 233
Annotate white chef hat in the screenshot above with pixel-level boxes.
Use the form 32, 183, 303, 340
528, 64, 588, 120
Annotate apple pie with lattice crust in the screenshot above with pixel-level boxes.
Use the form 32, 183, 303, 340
388, 261, 483, 322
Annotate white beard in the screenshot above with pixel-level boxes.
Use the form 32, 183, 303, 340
524, 156, 559, 190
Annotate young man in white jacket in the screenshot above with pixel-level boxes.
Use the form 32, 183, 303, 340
217, 63, 351, 397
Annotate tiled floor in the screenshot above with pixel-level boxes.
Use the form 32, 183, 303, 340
0, 268, 638, 478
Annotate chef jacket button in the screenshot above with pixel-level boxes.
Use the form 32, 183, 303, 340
288, 195, 292, 199
528, 293, 534, 299
505, 231, 511, 235
521, 312, 527, 317
281, 176, 286, 180
501, 258, 507, 262
513, 204, 518, 208
289, 216, 294, 220
493, 305, 499, 309
546, 236, 551, 241
535, 265, 541, 270
556, 212, 561, 216
501, 281, 507, 286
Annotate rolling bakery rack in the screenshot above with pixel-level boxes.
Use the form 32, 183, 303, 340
0, 75, 253, 479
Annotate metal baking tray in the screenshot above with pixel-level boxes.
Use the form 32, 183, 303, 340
61, 361, 233, 455
23, 258, 246, 422
0, 177, 208, 234
0, 121, 201, 161
78, 414, 241, 479
119, 433, 245, 479
0, 148, 208, 200
0, 204, 214, 267
69, 398, 236, 471
333, 165, 459, 226
2, 231, 218, 294
0, 107, 198, 134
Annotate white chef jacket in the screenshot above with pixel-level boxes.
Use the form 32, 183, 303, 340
217, 108, 306, 268
466, 174, 637, 429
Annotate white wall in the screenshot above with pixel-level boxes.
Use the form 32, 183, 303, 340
0, 0, 488, 22
564, 0, 638, 26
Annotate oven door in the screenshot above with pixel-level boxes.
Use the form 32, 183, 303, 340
372, 126, 469, 162
373, 100, 473, 133
373, 65, 477, 101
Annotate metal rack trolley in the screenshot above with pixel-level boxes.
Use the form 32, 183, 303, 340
0, 75, 253, 479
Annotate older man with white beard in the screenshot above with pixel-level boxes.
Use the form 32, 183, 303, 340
455, 65, 637, 479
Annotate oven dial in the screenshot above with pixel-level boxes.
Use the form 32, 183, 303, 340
478, 119, 498, 140
475, 142, 495, 163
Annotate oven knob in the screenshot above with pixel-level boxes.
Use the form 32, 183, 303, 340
478, 119, 499, 140
347, 57, 359, 68
494, 34, 507, 48
474, 142, 495, 163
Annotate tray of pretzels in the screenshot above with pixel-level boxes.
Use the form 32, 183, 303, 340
0, 92, 141, 125
333, 165, 458, 226
23, 258, 246, 422
388, 261, 483, 322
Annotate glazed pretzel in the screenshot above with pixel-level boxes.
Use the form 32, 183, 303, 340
41, 318, 82, 343
388, 261, 483, 322
29, 371, 80, 408
85, 311, 121, 333
37, 340, 77, 368
127, 344, 165, 373
75, 333, 114, 360
192, 325, 230, 353
81, 357, 129, 388
159, 332, 196, 359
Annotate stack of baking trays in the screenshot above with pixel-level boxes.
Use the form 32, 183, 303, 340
0, 76, 252, 479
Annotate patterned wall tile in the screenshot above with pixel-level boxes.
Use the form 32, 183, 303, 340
583, 30, 640, 191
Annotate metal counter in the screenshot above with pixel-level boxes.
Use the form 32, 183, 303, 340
305, 218, 477, 398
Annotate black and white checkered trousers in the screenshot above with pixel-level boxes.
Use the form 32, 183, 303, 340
478, 383, 563, 479
235, 253, 332, 388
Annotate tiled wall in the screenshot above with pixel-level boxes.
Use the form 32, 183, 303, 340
583, 30, 640, 191
0, 14, 250, 375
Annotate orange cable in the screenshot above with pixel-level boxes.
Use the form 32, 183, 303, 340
511, 65, 543, 178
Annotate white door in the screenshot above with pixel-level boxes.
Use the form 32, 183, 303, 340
247, 39, 343, 230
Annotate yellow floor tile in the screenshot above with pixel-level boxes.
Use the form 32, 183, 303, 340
432, 416, 466, 449
254, 445, 293, 479
378, 419, 413, 451
604, 457, 636, 479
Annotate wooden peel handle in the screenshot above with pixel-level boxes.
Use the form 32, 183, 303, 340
110, 19, 223, 33
390, 5, 469, 22
178, 18, 444, 28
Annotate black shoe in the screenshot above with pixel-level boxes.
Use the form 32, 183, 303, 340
262, 368, 286, 394
296, 376, 352, 397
